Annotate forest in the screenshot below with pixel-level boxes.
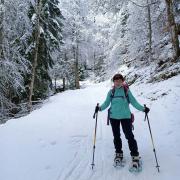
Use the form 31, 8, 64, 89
0, 0, 180, 122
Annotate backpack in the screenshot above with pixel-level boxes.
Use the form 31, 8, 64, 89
107, 82, 135, 130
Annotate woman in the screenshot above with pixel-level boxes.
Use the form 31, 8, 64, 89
96, 73, 150, 169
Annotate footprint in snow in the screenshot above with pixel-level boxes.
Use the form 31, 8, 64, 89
45, 165, 51, 170
167, 131, 173, 135
50, 141, 57, 146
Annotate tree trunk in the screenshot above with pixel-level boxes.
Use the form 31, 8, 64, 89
93, 51, 96, 71
165, 0, 180, 61
0, 0, 5, 59
147, 0, 152, 64
28, 0, 42, 111
63, 77, 65, 91
0, 0, 5, 118
54, 78, 57, 93
177, 23, 180, 35
74, 44, 80, 89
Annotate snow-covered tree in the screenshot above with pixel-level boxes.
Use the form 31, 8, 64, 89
0, 0, 31, 117
58, 0, 90, 88
165, 0, 180, 60
26, 0, 64, 104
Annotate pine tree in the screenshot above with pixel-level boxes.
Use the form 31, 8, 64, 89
26, 0, 64, 107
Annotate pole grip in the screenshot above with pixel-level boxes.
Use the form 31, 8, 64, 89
144, 104, 147, 121
93, 103, 99, 119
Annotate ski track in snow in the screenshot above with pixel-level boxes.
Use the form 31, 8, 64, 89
0, 75, 180, 180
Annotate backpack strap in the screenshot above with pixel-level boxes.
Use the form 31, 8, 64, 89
122, 83, 135, 130
122, 82, 130, 103
110, 86, 115, 99
107, 87, 115, 125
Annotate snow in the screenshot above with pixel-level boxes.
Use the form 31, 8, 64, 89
40, 26, 44, 35
1, 72, 180, 180
31, 13, 37, 23
178, 4, 180, 11
95, 14, 110, 25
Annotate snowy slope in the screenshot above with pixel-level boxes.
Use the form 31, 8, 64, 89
0, 74, 180, 180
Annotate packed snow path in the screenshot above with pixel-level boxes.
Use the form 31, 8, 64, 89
0, 76, 180, 180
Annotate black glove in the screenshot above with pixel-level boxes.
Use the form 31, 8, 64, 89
144, 106, 150, 114
95, 105, 100, 113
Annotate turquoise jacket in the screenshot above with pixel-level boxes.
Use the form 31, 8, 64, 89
100, 86, 145, 120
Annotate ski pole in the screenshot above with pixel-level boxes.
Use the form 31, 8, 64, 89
91, 103, 99, 170
144, 105, 160, 172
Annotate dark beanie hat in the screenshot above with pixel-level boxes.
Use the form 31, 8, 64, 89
112, 73, 124, 82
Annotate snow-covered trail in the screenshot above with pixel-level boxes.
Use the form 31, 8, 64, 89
0, 76, 180, 180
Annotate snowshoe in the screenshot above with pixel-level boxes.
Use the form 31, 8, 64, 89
129, 156, 142, 173
113, 153, 125, 168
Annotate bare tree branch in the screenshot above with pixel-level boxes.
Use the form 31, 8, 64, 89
128, 0, 159, 8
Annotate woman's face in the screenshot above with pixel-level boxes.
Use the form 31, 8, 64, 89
114, 79, 123, 87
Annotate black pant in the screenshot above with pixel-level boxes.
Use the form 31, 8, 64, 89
110, 118, 139, 156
